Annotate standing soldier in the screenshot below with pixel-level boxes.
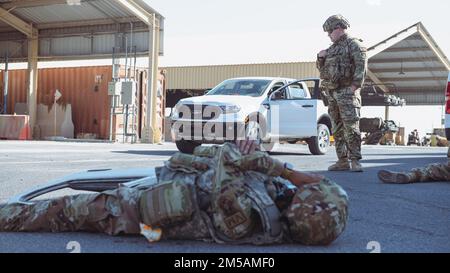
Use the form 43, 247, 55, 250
317, 15, 368, 172
0, 141, 349, 246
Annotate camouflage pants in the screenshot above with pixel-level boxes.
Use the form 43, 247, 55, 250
410, 162, 450, 182
0, 186, 142, 235
327, 87, 362, 161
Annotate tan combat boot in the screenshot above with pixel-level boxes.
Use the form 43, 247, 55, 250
350, 160, 363, 172
377, 170, 413, 184
328, 159, 350, 171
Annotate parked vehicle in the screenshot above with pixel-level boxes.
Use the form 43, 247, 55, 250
360, 117, 399, 145
170, 77, 332, 155
360, 83, 406, 107
407, 129, 421, 146
444, 73, 450, 140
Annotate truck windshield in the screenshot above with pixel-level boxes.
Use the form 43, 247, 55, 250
206, 79, 271, 97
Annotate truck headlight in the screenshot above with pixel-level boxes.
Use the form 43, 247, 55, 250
220, 105, 241, 113
172, 103, 182, 119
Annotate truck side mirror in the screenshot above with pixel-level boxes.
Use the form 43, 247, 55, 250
268, 92, 276, 101
270, 89, 284, 101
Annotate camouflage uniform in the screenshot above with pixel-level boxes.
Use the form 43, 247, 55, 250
317, 15, 368, 167
378, 161, 450, 184
0, 143, 349, 246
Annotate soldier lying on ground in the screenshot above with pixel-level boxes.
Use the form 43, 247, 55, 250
378, 147, 450, 184
0, 140, 349, 246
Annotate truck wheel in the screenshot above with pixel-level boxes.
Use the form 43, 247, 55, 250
308, 124, 330, 155
175, 140, 201, 154
245, 120, 274, 152
261, 142, 275, 153
245, 120, 262, 140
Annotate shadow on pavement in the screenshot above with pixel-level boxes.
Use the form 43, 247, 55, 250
112, 150, 177, 156
312, 156, 450, 185
361, 156, 447, 168
363, 153, 446, 157
268, 151, 311, 156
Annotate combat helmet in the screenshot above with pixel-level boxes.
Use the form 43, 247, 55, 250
323, 14, 350, 32
286, 178, 349, 245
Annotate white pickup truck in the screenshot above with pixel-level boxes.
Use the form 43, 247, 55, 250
170, 77, 332, 155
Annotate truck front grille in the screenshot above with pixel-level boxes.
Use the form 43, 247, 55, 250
179, 104, 222, 120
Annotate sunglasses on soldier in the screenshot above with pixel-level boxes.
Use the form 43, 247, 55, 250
327, 27, 340, 35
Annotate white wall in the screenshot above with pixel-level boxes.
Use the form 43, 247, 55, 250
361, 105, 445, 137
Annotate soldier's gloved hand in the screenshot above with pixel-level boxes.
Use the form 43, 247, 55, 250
236, 139, 258, 155
289, 171, 325, 188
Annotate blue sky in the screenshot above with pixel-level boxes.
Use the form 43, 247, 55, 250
146, 0, 450, 66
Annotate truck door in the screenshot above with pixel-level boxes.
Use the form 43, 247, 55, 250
268, 82, 317, 138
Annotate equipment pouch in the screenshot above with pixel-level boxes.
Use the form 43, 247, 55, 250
139, 181, 195, 227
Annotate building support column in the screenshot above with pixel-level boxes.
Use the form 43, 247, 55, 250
3, 53, 9, 114
27, 31, 39, 138
151, 15, 161, 144
142, 14, 160, 143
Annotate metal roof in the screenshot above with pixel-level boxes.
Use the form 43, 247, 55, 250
0, 0, 164, 25
367, 22, 449, 97
162, 22, 449, 106
0, 0, 164, 61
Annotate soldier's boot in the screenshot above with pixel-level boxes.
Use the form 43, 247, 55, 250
328, 159, 350, 171
377, 170, 416, 184
350, 160, 363, 172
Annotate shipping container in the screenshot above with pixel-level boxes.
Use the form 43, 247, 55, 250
0, 65, 166, 141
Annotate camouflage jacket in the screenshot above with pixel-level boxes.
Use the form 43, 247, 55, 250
317, 34, 367, 90
145, 143, 295, 244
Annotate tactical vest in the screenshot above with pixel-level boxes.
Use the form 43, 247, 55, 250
320, 37, 358, 90
138, 163, 284, 245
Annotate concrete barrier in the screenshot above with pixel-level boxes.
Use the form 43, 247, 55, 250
34, 103, 74, 140
0, 115, 32, 140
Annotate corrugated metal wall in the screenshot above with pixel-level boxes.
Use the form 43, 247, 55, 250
397, 90, 445, 105
1, 66, 113, 139
1, 66, 167, 140
161, 62, 446, 105
1, 69, 28, 113
162, 62, 319, 90
1, 22, 153, 62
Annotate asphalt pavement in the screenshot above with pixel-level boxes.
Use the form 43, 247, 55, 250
0, 141, 449, 253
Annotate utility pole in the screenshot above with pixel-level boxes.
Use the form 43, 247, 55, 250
3, 53, 9, 114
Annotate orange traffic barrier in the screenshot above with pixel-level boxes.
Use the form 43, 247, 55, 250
0, 115, 32, 140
